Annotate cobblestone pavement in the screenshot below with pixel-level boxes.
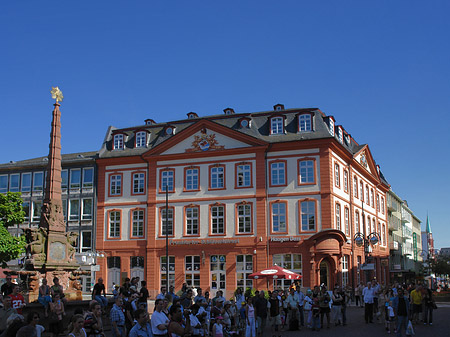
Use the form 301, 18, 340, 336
261, 304, 450, 337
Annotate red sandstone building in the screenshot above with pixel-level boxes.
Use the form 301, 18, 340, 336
95, 105, 390, 297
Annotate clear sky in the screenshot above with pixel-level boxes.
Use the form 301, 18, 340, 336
1, 1, 449, 247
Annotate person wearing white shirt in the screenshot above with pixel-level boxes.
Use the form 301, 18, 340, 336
286, 288, 299, 328
362, 282, 375, 323
296, 287, 305, 327
151, 299, 169, 336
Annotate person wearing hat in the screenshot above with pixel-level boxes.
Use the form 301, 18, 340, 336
211, 297, 224, 319
222, 301, 233, 330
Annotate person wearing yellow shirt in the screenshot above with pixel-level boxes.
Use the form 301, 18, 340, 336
410, 285, 423, 324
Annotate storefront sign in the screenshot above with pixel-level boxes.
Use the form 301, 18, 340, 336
270, 236, 302, 243
169, 238, 239, 245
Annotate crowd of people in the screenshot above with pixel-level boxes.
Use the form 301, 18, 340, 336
0, 274, 441, 337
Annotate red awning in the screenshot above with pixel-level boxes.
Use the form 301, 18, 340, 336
249, 265, 302, 280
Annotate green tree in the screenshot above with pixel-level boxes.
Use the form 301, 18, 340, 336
0, 192, 27, 267
429, 255, 450, 277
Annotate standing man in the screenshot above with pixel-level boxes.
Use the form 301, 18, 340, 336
168, 285, 178, 301
9, 284, 26, 315
286, 287, 299, 329
410, 284, 423, 324
296, 285, 305, 327
372, 279, 381, 320
254, 290, 268, 335
194, 287, 206, 304
1, 275, 14, 297
392, 288, 410, 337
110, 296, 126, 337
362, 282, 375, 324
156, 286, 167, 300
129, 308, 152, 337
92, 278, 108, 309
268, 290, 281, 332
0, 296, 17, 334
151, 299, 169, 337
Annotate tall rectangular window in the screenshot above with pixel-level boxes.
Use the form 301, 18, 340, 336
114, 134, 124, 150
135, 131, 147, 148
236, 164, 251, 188
381, 197, 385, 214
370, 189, 374, 207
82, 198, 92, 220
353, 176, 358, 198
270, 162, 286, 186
70, 169, 81, 189
185, 168, 199, 191
365, 186, 370, 205
132, 172, 145, 194
270, 117, 284, 134
62, 199, 67, 220
210, 166, 224, 189
23, 202, 30, 221
160, 256, 175, 287
21, 173, 31, 192
298, 114, 312, 131
272, 202, 287, 233
355, 211, 360, 234
236, 255, 253, 290
83, 168, 94, 189
342, 255, 349, 287
32, 201, 42, 222
360, 182, 364, 202
161, 208, 174, 236
334, 163, 340, 187
81, 231, 92, 252
376, 195, 380, 212
237, 203, 252, 233
132, 209, 145, 237
33, 172, 44, 192
299, 160, 314, 184
185, 206, 199, 235
69, 199, 80, 221
110, 174, 122, 196
335, 203, 341, 231
344, 207, 350, 235
0, 175, 8, 193
185, 256, 200, 288
343, 170, 348, 193
61, 170, 68, 190
161, 170, 174, 192
211, 205, 225, 234
300, 200, 316, 231
109, 211, 121, 238
9, 174, 20, 192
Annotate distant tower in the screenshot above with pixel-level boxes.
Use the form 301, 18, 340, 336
426, 215, 434, 258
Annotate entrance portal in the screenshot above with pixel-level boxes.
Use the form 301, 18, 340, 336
319, 261, 330, 288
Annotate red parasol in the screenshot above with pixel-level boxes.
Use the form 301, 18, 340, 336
249, 265, 302, 280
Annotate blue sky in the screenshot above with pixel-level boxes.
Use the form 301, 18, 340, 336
1, 1, 449, 247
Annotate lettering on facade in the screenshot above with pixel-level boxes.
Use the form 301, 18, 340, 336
169, 238, 239, 245
270, 236, 302, 243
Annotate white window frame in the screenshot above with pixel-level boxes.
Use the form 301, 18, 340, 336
81, 231, 92, 252
32, 201, 42, 222
237, 164, 251, 187
110, 174, 122, 196
132, 209, 145, 237
161, 208, 174, 236
21, 172, 31, 193
185, 255, 200, 288
272, 202, 286, 233
81, 198, 93, 220
114, 134, 124, 150
237, 203, 252, 233
300, 200, 316, 231
211, 205, 225, 234
334, 163, 340, 187
82, 167, 94, 189
109, 211, 121, 238
210, 166, 224, 189
342, 255, 349, 287
61, 170, 68, 191
23, 201, 30, 221
344, 207, 350, 236
69, 199, 80, 221
270, 117, 284, 134
185, 206, 199, 236
185, 168, 199, 191
0, 175, 8, 193
343, 170, 348, 192
270, 162, 285, 186
273, 254, 302, 288
299, 160, 314, 184
353, 176, 358, 198
298, 114, 312, 132
132, 172, 145, 194
335, 203, 341, 231
160, 256, 175, 287
9, 174, 20, 192
161, 170, 174, 192
236, 255, 253, 290
33, 172, 44, 192
70, 169, 81, 189
135, 131, 147, 148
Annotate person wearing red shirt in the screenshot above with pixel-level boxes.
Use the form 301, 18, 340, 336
9, 284, 26, 315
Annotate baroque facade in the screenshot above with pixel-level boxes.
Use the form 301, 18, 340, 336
95, 104, 390, 296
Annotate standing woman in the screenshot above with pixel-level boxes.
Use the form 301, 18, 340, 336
68, 314, 87, 337
245, 297, 256, 337
423, 285, 435, 325
331, 288, 343, 326
48, 293, 65, 337
38, 278, 52, 317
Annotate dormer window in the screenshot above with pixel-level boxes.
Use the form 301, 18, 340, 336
239, 118, 251, 128
224, 108, 235, 115
328, 117, 335, 136
337, 126, 343, 143
273, 104, 285, 111
344, 133, 350, 145
187, 112, 198, 119
113, 134, 124, 150
298, 113, 312, 132
270, 116, 284, 135
145, 119, 156, 125
165, 126, 175, 135
135, 131, 147, 148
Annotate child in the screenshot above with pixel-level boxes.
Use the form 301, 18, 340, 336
386, 301, 395, 334
213, 316, 224, 337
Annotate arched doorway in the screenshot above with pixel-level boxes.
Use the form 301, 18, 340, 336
320, 260, 330, 288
